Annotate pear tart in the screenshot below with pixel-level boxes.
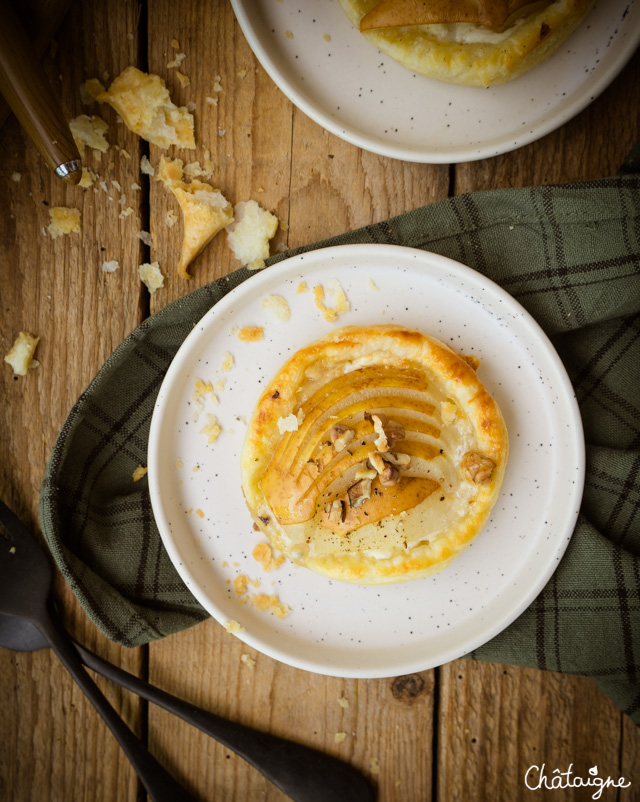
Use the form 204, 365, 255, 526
338, 0, 595, 86
241, 325, 508, 585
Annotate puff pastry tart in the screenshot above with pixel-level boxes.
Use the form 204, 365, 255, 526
337, 0, 595, 86
241, 325, 508, 585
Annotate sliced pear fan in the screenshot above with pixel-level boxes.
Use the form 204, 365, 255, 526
241, 325, 508, 585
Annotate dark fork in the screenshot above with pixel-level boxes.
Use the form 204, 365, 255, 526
0, 499, 375, 802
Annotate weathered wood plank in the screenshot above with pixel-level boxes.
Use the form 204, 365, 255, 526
438, 660, 624, 801
0, 1, 146, 799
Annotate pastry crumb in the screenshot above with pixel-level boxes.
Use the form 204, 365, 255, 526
140, 155, 155, 175
223, 620, 245, 635
240, 653, 256, 669
226, 200, 279, 269
79, 77, 105, 104
102, 260, 120, 273
79, 167, 98, 187
334, 732, 347, 744
132, 465, 147, 482
277, 413, 299, 434
237, 326, 264, 343
200, 413, 221, 444
252, 542, 286, 572
337, 696, 349, 708
262, 294, 290, 322
167, 51, 187, 69
69, 114, 109, 154
221, 352, 235, 372
138, 261, 164, 294
4, 331, 39, 376
47, 207, 81, 238
251, 593, 291, 619
313, 279, 350, 322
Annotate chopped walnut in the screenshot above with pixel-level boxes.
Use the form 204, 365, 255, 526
325, 499, 346, 523
366, 412, 405, 452
367, 451, 401, 487
460, 452, 496, 485
379, 463, 400, 487
382, 451, 411, 469
354, 464, 377, 481
328, 424, 355, 452
347, 477, 373, 507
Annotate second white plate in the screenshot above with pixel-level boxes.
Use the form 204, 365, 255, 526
148, 245, 584, 677
230, 0, 640, 163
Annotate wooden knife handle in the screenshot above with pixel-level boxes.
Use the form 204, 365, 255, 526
0, 0, 81, 183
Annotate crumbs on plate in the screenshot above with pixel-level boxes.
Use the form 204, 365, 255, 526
223, 620, 245, 635
313, 278, 350, 322
237, 326, 264, 343
252, 542, 286, 572
200, 413, 221, 444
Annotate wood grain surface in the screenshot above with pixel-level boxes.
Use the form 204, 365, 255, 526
0, 1, 638, 801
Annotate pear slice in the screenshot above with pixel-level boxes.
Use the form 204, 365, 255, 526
360, 0, 552, 33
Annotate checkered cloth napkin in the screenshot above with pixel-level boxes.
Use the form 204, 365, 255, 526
40, 147, 640, 723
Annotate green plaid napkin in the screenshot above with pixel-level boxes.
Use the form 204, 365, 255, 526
40, 155, 640, 723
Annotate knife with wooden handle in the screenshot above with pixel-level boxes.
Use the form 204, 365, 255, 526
0, 0, 81, 184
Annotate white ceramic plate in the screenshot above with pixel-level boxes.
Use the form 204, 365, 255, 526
148, 245, 584, 677
230, 0, 640, 163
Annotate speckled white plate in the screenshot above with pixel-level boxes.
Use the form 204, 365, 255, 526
147, 245, 584, 677
230, 0, 639, 163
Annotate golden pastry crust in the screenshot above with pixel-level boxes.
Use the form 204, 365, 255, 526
338, 0, 595, 86
241, 325, 508, 585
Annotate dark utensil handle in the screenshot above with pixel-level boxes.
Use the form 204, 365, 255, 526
74, 641, 376, 802
36, 605, 197, 802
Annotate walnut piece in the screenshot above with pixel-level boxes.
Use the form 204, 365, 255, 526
347, 477, 373, 508
366, 412, 405, 452
328, 424, 355, 452
325, 499, 346, 523
461, 452, 496, 485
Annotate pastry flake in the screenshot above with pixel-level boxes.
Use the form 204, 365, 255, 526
97, 66, 195, 149
4, 331, 39, 376
226, 200, 279, 270
157, 156, 233, 278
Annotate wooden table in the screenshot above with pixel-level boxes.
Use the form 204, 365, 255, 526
1, 2, 638, 800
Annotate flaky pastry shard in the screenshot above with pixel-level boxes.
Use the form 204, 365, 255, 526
241, 325, 508, 585
97, 66, 195, 149
157, 156, 233, 279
